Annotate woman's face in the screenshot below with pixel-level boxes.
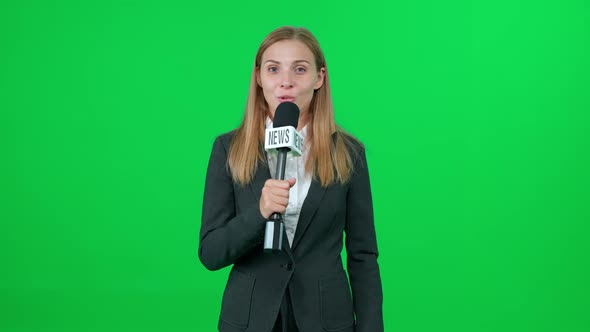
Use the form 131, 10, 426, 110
257, 39, 325, 119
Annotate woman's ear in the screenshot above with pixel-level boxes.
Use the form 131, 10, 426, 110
255, 67, 262, 87
314, 67, 326, 90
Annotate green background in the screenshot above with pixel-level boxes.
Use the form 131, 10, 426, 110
1, 0, 589, 331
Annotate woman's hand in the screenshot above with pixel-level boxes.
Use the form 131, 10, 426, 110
259, 178, 296, 219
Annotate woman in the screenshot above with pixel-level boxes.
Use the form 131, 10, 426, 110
199, 26, 383, 332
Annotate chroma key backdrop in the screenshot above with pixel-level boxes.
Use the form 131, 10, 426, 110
1, 0, 589, 331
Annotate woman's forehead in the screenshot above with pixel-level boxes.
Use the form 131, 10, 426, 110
261, 40, 315, 63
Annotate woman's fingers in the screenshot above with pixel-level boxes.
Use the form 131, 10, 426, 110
270, 187, 289, 198
286, 178, 296, 187
259, 178, 296, 218
266, 179, 293, 189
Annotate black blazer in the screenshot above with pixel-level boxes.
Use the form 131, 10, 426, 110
199, 131, 383, 332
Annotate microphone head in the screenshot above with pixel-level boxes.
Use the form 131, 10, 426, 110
273, 102, 300, 128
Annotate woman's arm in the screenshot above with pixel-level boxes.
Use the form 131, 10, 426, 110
199, 135, 266, 271
345, 146, 384, 332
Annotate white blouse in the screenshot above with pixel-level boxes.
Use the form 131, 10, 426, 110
265, 117, 312, 246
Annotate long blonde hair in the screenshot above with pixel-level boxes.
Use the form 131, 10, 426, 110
228, 26, 356, 187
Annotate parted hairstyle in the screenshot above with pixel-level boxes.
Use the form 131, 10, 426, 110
228, 26, 358, 187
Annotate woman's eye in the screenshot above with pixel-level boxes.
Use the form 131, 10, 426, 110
295, 67, 306, 73
268, 66, 278, 73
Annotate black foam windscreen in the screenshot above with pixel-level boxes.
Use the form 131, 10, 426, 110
273, 102, 300, 128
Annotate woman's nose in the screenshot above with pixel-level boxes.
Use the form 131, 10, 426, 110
280, 81, 294, 88
280, 73, 294, 88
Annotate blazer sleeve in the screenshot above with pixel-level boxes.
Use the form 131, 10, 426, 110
345, 146, 384, 332
198, 135, 266, 271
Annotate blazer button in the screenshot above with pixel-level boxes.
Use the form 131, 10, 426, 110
286, 263, 293, 271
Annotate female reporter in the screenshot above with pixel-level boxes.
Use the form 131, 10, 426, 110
199, 26, 383, 332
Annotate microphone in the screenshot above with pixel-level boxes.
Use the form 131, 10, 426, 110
263, 102, 303, 253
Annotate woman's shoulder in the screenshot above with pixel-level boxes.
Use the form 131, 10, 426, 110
335, 128, 365, 156
212, 129, 238, 148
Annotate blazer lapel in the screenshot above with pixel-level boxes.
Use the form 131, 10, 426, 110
291, 134, 337, 250
291, 178, 327, 251
250, 154, 271, 204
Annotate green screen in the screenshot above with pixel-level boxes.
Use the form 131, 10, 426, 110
1, 0, 588, 331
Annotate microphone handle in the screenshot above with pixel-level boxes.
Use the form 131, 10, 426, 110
275, 148, 288, 180
264, 149, 288, 253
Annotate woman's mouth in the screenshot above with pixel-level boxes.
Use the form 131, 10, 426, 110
278, 96, 295, 103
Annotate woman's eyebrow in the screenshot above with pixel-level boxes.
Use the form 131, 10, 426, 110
263, 59, 311, 65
